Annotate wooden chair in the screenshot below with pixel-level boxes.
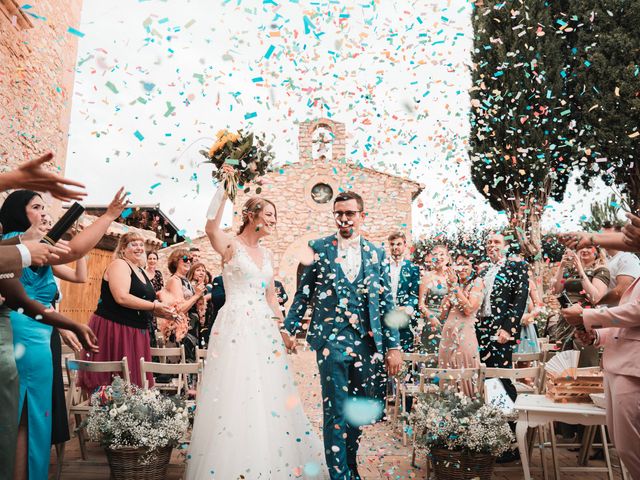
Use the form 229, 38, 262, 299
150, 345, 186, 363
139, 358, 202, 397
195, 347, 208, 366
391, 353, 437, 447
511, 352, 545, 394
388, 353, 436, 423
418, 366, 485, 398
65, 357, 131, 461
149, 346, 187, 392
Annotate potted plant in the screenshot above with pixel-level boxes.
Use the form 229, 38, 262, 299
84, 377, 190, 480
410, 390, 514, 480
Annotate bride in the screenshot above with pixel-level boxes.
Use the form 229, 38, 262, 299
186, 167, 327, 479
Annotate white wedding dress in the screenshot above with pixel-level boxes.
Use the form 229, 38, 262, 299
186, 242, 327, 479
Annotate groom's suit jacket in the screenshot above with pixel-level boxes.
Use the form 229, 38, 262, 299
284, 234, 400, 353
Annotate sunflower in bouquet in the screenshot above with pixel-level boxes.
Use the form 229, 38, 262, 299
200, 129, 273, 201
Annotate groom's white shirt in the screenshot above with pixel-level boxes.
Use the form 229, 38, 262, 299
336, 233, 361, 283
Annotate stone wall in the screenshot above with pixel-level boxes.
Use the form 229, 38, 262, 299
0, 0, 83, 173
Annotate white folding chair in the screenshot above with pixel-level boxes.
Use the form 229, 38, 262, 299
150, 345, 186, 363
195, 346, 208, 366
139, 358, 202, 398
65, 357, 131, 461
511, 353, 545, 394
149, 346, 187, 392
389, 353, 436, 424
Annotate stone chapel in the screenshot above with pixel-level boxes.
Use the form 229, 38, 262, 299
161, 118, 423, 306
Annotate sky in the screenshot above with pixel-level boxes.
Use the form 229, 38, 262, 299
65, 0, 613, 241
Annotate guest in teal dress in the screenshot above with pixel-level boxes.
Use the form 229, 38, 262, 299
0, 188, 127, 480
1, 191, 57, 480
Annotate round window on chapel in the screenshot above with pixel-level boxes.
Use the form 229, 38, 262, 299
311, 183, 334, 204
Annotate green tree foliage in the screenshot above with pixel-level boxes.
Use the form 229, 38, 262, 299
567, 1, 640, 213
469, 0, 581, 263
579, 194, 626, 232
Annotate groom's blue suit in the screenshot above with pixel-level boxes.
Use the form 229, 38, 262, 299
284, 234, 399, 480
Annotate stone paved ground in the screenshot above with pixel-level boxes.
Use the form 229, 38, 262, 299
52, 346, 624, 479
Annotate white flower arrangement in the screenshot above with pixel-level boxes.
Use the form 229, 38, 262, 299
409, 390, 514, 456
84, 377, 190, 453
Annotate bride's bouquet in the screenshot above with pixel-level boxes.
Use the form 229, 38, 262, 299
200, 129, 273, 201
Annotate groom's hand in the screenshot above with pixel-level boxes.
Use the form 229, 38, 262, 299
385, 349, 402, 376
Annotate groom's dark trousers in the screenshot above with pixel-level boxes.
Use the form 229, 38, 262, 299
317, 327, 385, 480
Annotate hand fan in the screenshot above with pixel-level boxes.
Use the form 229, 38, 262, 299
545, 350, 580, 379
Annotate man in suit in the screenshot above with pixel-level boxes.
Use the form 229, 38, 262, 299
387, 232, 420, 352
476, 232, 529, 401
284, 191, 402, 480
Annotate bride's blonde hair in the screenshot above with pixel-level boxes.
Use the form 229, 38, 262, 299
237, 197, 277, 235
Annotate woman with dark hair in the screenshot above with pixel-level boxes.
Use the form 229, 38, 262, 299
158, 249, 205, 351
145, 250, 164, 292
437, 253, 484, 397
0, 188, 127, 480
143, 250, 163, 347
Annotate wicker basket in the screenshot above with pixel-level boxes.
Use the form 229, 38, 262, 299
545, 367, 604, 403
105, 445, 172, 480
430, 449, 496, 480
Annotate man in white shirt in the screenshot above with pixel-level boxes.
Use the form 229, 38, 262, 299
285, 191, 402, 480
599, 223, 640, 306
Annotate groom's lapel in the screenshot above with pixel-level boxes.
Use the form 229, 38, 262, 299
361, 237, 374, 281
326, 234, 339, 294
361, 238, 378, 324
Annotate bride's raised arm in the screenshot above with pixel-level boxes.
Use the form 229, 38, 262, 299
205, 167, 236, 263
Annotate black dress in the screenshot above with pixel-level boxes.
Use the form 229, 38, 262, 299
50, 329, 70, 445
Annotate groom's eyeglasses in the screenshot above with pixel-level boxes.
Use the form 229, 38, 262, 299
333, 210, 361, 220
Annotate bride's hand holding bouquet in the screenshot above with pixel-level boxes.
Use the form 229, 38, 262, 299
200, 129, 273, 202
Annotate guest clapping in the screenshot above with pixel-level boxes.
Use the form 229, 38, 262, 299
79, 233, 176, 392
438, 253, 484, 397
551, 246, 609, 366
158, 249, 206, 354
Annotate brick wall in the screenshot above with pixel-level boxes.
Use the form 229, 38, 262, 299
0, 0, 83, 174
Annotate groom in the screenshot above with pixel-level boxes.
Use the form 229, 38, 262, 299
284, 191, 402, 480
